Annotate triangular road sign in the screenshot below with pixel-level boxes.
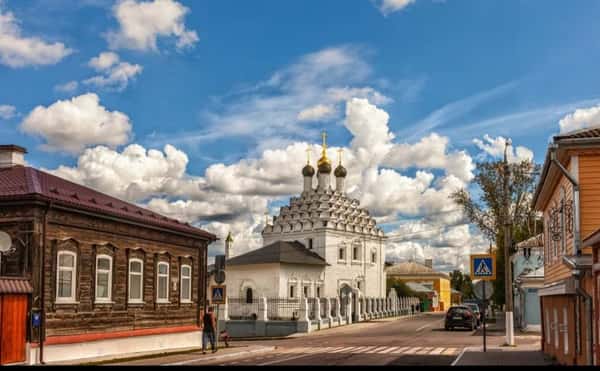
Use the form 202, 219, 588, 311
213, 288, 223, 301
475, 260, 491, 276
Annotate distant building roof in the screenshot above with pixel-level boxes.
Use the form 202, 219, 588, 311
0, 166, 216, 240
385, 261, 450, 280
516, 234, 544, 249
406, 282, 436, 294
227, 240, 328, 267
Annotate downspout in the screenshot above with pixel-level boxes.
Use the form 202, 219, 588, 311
550, 146, 592, 365
39, 201, 51, 365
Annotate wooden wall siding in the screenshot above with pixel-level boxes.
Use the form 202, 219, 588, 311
542, 159, 576, 285
579, 155, 600, 240
0, 295, 28, 365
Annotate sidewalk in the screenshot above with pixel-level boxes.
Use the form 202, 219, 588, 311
58, 344, 276, 366
452, 344, 553, 366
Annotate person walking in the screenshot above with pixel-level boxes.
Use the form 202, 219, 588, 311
201, 307, 217, 354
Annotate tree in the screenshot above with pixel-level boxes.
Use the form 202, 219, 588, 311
387, 278, 418, 298
450, 270, 474, 300
451, 158, 541, 305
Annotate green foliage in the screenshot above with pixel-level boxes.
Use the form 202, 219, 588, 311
451, 157, 541, 305
449, 270, 475, 300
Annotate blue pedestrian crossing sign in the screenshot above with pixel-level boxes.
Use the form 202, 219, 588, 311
470, 254, 496, 281
211, 285, 226, 304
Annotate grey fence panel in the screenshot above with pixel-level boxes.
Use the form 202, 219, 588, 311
228, 298, 260, 320
267, 297, 300, 320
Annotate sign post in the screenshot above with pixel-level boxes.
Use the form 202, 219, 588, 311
471, 254, 496, 353
211, 285, 226, 352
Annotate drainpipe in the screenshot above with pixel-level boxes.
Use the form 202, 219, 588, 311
39, 201, 52, 365
549, 146, 581, 255
574, 271, 593, 366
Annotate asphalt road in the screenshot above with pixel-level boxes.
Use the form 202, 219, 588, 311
207, 313, 530, 366
108, 313, 541, 366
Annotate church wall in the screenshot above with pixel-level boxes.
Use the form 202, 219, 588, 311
225, 263, 281, 298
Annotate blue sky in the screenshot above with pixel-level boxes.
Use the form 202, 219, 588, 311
2, 0, 600, 270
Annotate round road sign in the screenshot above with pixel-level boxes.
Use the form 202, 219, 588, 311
474, 280, 494, 300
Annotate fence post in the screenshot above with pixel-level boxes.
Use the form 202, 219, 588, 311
335, 297, 342, 325
325, 298, 333, 328
315, 298, 322, 329
259, 297, 268, 321
346, 293, 353, 324
297, 297, 311, 333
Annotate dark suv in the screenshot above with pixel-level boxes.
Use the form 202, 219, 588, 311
444, 305, 476, 331
463, 303, 481, 328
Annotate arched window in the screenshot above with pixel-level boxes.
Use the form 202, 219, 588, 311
245, 287, 253, 303
56, 251, 77, 302
180, 264, 192, 303
156, 261, 170, 303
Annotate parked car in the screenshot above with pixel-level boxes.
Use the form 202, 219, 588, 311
444, 305, 476, 331
463, 303, 481, 328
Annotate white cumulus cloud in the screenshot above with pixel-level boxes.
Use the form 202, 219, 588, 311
20, 93, 132, 154
473, 134, 534, 163
0, 104, 16, 119
0, 5, 72, 67
559, 104, 600, 134
377, 0, 416, 16
54, 81, 79, 93
297, 104, 336, 122
107, 0, 199, 52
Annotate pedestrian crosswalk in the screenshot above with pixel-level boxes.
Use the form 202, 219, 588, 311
272, 345, 461, 356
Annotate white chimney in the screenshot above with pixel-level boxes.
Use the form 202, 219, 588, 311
0, 145, 27, 168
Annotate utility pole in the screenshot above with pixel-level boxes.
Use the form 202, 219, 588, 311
503, 139, 515, 346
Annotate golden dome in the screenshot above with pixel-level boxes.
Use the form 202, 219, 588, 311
317, 130, 332, 173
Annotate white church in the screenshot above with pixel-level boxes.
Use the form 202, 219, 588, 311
224, 132, 387, 302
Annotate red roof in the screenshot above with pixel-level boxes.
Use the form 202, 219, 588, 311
0, 166, 216, 241
0, 278, 33, 294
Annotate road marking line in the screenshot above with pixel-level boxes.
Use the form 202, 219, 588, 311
348, 346, 369, 353
166, 346, 275, 365
258, 353, 311, 366
330, 346, 359, 353
443, 347, 459, 355
378, 346, 400, 354
403, 347, 421, 354
450, 348, 468, 366
391, 346, 411, 354
353, 346, 377, 353
416, 347, 434, 355
429, 347, 445, 355
415, 324, 431, 332
365, 346, 389, 353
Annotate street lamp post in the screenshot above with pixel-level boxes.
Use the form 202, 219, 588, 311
503, 139, 515, 346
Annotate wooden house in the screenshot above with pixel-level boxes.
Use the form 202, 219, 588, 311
0, 145, 216, 365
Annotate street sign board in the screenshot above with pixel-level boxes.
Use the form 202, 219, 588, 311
470, 254, 496, 281
474, 280, 494, 300
211, 285, 226, 304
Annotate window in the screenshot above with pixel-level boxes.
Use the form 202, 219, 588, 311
180, 264, 192, 303
357, 281, 361, 290
308, 238, 313, 250
245, 287, 253, 303
157, 262, 170, 303
303, 286, 309, 297
316, 286, 321, 298
95, 255, 112, 302
371, 251, 376, 263
353, 246, 358, 260
56, 251, 77, 302
563, 307, 569, 355
128, 258, 144, 303
339, 247, 345, 260
289, 285, 295, 298
560, 193, 566, 254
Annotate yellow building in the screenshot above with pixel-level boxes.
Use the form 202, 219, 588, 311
385, 260, 451, 312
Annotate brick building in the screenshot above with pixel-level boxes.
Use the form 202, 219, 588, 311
0, 145, 216, 365
532, 127, 600, 365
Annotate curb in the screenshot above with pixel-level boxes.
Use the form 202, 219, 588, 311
166, 346, 276, 365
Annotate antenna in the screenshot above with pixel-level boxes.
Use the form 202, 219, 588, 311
0, 231, 11, 253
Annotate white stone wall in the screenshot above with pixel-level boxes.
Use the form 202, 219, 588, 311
225, 263, 282, 298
